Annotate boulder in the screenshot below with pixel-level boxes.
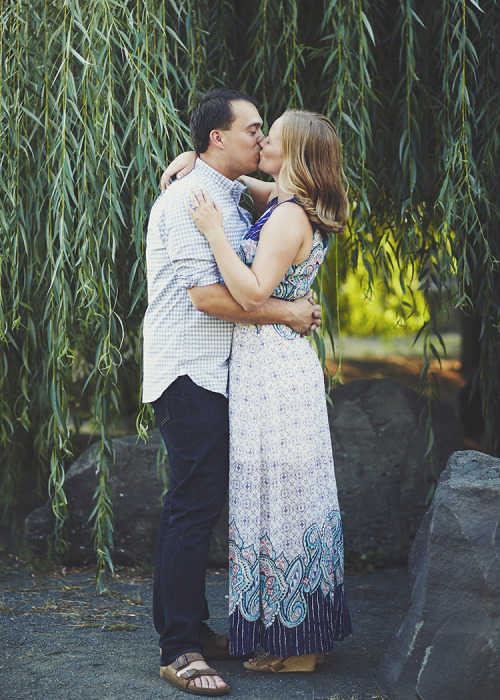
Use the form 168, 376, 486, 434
25, 378, 461, 567
328, 379, 462, 563
24, 430, 229, 567
25, 432, 165, 565
377, 450, 500, 700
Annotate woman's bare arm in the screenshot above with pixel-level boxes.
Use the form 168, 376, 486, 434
188, 189, 311, 312
239, 175, 277, 213
160, 151, 197, 190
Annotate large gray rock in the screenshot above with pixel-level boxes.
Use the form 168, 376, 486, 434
377, 450, 500, 700
25, 378, 461, 567
24, 430, 229, 567
329, 379, 461, 563
25, 432, 165, 565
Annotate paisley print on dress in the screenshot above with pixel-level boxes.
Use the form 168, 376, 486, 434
229, 512, 345, 630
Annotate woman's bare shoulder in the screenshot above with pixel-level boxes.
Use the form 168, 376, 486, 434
269, 200, 312, 228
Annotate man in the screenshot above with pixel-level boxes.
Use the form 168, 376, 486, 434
143, 88, 321, 696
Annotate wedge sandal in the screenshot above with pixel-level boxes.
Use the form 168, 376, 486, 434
243, 651, 322, 673
160, 652, 229, 696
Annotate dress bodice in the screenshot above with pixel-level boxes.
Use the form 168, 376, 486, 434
238, 198, 325, 305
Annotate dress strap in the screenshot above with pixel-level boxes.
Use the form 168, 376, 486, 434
267, 196, 295, 211
243, 197, 295, 242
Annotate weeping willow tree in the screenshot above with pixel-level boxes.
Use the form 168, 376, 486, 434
1, 0, 498, 583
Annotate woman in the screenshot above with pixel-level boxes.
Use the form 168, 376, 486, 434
166, 109, 352, 672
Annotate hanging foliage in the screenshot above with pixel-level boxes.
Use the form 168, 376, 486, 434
1, 0, 498, 586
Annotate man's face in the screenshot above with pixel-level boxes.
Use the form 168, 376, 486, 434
218, 100, 264, 177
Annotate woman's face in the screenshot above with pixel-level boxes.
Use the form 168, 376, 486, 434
258, 117, 283, 177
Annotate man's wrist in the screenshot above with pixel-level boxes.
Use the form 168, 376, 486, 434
263, 297, 293, 325
281, 301, 295, 326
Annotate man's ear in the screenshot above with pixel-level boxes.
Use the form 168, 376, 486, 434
208, 129, 225, 151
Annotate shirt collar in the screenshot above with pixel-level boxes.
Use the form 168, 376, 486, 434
195, 158, 246, 202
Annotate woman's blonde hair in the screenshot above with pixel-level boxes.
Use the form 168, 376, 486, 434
279, 109, 349, 236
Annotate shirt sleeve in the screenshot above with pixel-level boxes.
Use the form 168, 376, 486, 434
159, 184, 222, 289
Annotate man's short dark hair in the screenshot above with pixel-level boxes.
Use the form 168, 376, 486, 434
190, 88, 260, 154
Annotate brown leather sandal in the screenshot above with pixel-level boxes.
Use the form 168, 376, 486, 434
160, 652, 229, 696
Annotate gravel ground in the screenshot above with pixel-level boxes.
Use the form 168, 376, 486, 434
0, 557, 409, 700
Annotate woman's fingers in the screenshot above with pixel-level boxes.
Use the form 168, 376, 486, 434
160, 171, 169, 191
186, 188, 223, 233
187, 190, 211, 219
160, 163, 181, 191
189, 188, 214, 210
194, 187, 209, 204
160, 151, 197, 190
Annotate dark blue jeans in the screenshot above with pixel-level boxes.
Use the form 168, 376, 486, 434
152, 375, 229, 667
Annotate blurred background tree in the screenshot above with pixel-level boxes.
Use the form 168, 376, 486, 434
1, 0, 498, 583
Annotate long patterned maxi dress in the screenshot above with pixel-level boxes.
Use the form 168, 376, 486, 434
228, 199, 352, 657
